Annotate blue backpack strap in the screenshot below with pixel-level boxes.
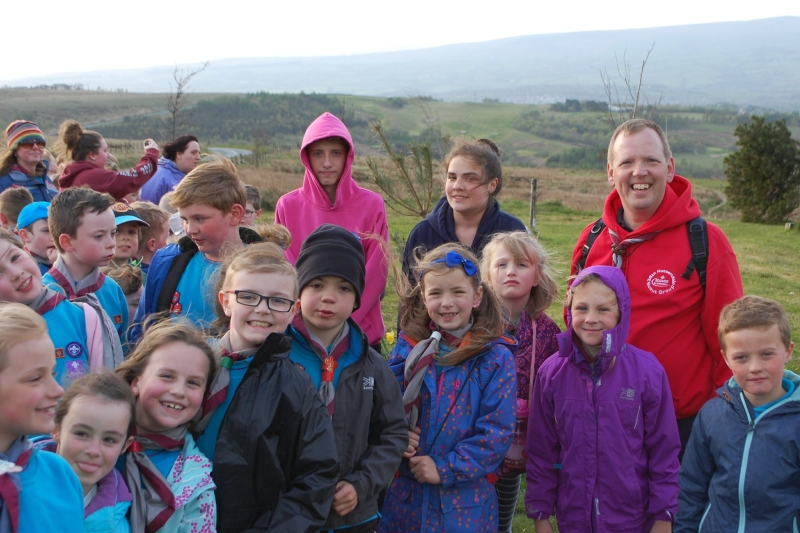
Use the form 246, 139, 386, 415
575, 218, 606, 273
681, 217, 708, 290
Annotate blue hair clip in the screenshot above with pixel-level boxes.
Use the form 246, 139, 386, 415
420, 250, 478, 279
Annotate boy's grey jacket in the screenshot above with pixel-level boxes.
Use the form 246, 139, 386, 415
289, 317, 408, 529
676, 370, 800, 532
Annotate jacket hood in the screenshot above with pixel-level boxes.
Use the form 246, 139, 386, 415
603, 175, 702, 235
299, 112, 357, 208
57, 160, 96, 190
718, 369, 800, 413
158, 157, 184, 177
560, 265, 631, 361
425, 195, 502, 243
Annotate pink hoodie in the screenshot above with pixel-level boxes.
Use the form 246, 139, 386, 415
275, 112, 388, 345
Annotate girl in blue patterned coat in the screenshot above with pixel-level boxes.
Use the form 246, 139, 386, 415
381, 243, 517, 533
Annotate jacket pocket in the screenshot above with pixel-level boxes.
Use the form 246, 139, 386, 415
439, 483, 494, 531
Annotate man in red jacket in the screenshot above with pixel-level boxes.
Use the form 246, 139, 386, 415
571, 118, 743, 455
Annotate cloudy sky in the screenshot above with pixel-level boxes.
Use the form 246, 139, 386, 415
4, 0, 798, 82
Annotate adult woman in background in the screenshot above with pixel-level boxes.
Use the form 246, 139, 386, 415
140, 134, 201, 204
401, 138, 527, 282
56, 119, 158, 202
0, 120, 59, 201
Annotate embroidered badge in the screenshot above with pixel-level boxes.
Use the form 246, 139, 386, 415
620, 387, 636, 400
113, 314, 123, 324
66, 342, 83, 358
171, 292, 181, 316
55, 348, 64, 359
646, 269, 676, 295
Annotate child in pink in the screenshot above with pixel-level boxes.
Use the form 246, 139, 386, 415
275, 112, 388, 349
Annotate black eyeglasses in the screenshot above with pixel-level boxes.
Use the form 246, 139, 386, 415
225, 290, 294, 312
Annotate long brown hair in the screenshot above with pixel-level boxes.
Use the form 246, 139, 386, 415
399, 243, 502, 366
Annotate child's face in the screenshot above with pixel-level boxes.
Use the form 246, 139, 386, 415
140, 221, 170, 258
422, 268, 482, 331
131, 342, 209, 433
0, 239, 44, 305
0, 336, 63, 452
241, 202, 261, 226
63, 208, 117, 268
54, 396, 132, 495
178, 204, 239, 260
22, 219, 57, 260
570, 280, 620, 348
723, 324, 794, 407
221, 270, 296, 351
307, 139, 347, 196
488, 244, 539, 307
114, 222, 140, 261
299, 276, 356, 338
445, 155, 497, 218
126, 286, 143, 322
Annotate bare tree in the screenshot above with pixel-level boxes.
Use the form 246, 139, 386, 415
365, 121, 440, 218
251, 128, 273, 168
165, 61, 209, 140
600, 44, 662, 129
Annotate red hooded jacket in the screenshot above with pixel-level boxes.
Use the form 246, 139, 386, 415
571, 176, 743, 419
59, 148, 158, 201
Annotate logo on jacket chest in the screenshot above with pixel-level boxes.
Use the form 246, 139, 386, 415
363, 376, 374, 390
646, 269, 676, 295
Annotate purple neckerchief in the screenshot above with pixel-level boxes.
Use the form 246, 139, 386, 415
194, 332, 257, 434
0, 437, 34, 533
125, 427, 186, 533
85, 468, 132, 518
29, 286, 66, 316
47, 256, 105, 299
292, 314, 350, 416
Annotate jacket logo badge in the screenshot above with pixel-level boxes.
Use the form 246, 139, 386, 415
620, 387, 636, 400
646, 269, 676, 295
363, 377, 374, 390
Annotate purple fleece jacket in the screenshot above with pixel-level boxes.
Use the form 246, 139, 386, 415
525, 265, 680, 532
274, 112, 389, 345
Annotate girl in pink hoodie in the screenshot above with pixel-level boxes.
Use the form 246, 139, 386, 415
275, 112, 389, 350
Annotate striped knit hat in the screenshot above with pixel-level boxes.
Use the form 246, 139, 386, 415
5, 120, 46, 150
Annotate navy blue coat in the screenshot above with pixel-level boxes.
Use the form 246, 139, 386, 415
401, 196, 526, 282
675, 371, 800, 532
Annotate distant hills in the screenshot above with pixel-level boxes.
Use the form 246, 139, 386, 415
4, 17, 800, 111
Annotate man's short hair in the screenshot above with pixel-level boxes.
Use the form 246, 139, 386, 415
607, 118, 672, 166
48, 187, 115, 253
170, 157, 246, 214
0, 188, 34, 226
244, 184, 261, 209
718, 295, 792, 351
130, 201, 170, 246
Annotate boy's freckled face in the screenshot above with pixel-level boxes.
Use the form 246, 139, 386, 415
570, 280, 620, 348
178, 204, 237, 260
723, 324, 794, 407
67, 209, 117, 267
0, 336, 64, 451
115, 222, 140, 261
307, 139, 348, 199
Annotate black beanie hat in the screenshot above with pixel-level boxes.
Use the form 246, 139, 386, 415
296, 224, 365, 309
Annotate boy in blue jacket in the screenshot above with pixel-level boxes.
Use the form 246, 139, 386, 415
676, 295, 799, 532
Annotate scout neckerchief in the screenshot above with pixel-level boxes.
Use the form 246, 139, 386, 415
194, 332, 257, 434
402, 319, 473, 430
291, 314, 350, 417
124, 427, 186, 533
47, 256, 105, 298
29, 286, 65, 315
0, 437, 34, 533
607, 228, 659, 268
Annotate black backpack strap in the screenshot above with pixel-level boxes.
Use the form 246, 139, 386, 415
681, 217, 708, 290
575, 218, 606, 273
155, 250, 197, 313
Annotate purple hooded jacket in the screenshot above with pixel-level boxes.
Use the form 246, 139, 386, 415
525, 265, 680, 532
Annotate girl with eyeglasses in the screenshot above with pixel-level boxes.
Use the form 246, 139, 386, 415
0, 120, 59, 201
194, 242, 340, 532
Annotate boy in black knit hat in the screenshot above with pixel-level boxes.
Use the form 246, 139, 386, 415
288, 224, 407, 533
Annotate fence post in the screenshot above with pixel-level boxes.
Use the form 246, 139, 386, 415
529, 178, 538, 231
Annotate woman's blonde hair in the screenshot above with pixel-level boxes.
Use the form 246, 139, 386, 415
398, 243, 502, 366
481, 231, 559, 319
0, 303, 48, 372
212, 243, 297, 329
